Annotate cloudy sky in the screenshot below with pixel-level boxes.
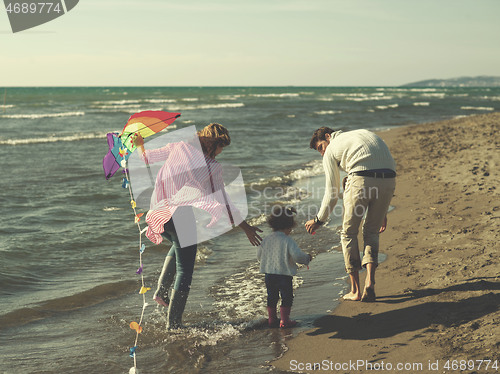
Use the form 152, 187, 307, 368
1, 0, 499, 86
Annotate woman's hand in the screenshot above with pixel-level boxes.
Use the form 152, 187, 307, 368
133, 133, 144, 147
239, 221, 263, 246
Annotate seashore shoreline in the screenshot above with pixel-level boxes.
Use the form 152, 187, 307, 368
271, 113, 500, 373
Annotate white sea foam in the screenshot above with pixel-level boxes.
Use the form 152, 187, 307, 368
144, 99, 177, 103
376, 104, 399, 110
460, 106, 494, 111
421, 93, 446, 98
413, 102, 430, 106
124, 107, 165, 113
249, 93, 300, 98
169, 103, 245, 111
217, 95, 244, 100
0, 105, 15, 109
196, 245, 213, 263
248, 160, 323, 189
314, 110, 342, 115
0, 132, 106, 145
193, 324, 241, 347
92, 100, 140, 105
103, 207, 121, 212
1, 111, 85, 119
211, 263, 265, 320
345, 95, 394, 102
247, 214, 267, 226
93, 105, 143, 110
288, 160, 324, 180
331, 93, 366, 97
409, 88, 437, 92
182, 98, 199, 101
211, 262, 304, 320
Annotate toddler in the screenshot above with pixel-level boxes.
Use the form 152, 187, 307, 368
257, 206, 312, 327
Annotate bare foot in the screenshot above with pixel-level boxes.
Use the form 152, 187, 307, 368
361, 287, 376, 302
342, 292, 361, 301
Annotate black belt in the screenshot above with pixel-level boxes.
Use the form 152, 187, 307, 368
350, 170, 396, 178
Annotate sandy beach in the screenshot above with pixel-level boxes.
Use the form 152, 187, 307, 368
272, 113, 500, 373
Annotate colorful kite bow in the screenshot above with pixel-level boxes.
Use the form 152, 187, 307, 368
103, 110, 181, 179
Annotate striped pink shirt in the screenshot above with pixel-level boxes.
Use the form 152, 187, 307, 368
142, 140, 241, 244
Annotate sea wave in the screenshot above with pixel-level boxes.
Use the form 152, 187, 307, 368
421, 93, 446, 98
0, 132, 106, 145
376, 104, 399, 110
92, 100, 140, 105
460, 106, 494, 111
169, 103, 245, 111
314, 110, 342, 115
0, 111, 85, 119
0, 280, 136, 330
348, 96, 394, 102
409, 88, 438, 92
217, 95, 244, 100
210, 262, 303, 320
248, 160, 323, 190
249, 93, 300, 98
145, 98, 177, 103
413, 102, 430, 106
92, 104, 143, 110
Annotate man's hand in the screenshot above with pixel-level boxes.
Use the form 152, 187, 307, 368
305, 219, 320, 235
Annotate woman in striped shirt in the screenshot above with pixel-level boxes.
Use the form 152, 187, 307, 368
136, 123, 262, 329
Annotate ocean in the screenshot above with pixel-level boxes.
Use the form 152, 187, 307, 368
0, 86, 498, 373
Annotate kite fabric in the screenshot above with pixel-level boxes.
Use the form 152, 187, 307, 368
120, 111, 181, 153
102, 110, 181, 180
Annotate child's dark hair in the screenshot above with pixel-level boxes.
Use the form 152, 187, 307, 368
267, 205, 297, 231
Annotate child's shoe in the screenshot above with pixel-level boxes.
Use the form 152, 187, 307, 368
279, 306, 297, 328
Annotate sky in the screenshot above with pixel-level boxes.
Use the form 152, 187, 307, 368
1, 0, 500, 86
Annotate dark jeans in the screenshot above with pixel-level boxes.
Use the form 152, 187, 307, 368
265, 273, 293, 308
161, 207, 197, 292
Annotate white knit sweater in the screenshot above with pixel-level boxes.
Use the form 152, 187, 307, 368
317, 129, 396, 222
257, 231, 310, 276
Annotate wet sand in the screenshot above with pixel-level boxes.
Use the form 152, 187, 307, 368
272, 113, 500, 373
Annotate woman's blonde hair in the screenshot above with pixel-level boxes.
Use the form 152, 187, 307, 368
197, 123, 231, 158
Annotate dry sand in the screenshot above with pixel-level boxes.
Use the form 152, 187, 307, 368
272, 113, 500, 373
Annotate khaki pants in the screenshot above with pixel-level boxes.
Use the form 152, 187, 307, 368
341, 175, 396, 274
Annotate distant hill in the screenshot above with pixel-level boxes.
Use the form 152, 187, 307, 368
402, 76, 500, 87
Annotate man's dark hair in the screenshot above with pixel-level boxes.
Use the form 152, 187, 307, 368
309, 127, 335, 150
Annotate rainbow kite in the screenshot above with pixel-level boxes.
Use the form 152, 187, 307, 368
103, 110, 181, 179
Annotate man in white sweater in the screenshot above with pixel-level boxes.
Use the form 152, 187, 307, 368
305, 127, 396, 302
